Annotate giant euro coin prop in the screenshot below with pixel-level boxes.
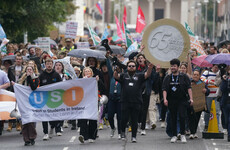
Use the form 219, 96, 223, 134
143, 19, 190, 68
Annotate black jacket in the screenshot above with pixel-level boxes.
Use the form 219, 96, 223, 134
39, 70, 62, 86
8, 65, 24, 92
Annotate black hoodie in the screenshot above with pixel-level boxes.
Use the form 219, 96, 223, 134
39, 70, 62, 86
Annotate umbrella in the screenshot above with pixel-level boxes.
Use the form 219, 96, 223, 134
50, 39, 57, 46
67, 49, 106, 60
96, 45, 126, 55
217, 40, 230, 49
191, 55, 212, 67
2, 55, 16, 61
124, 49, 139, 58
205, 53, 230, 65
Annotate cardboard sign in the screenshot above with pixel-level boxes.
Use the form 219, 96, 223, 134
50, 30, 59, 40
192, 83, 206, 112
65, 21, 78, 39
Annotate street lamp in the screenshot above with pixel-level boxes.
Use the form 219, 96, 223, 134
204, 0, 209, 41
213, 0, 216, 43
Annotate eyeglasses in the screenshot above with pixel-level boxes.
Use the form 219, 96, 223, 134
128, 65, 136, 68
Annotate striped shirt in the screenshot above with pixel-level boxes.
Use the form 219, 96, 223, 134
200, 70, 219, 97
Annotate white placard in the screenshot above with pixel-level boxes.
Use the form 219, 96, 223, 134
38, 37, 50, 53
77, 42, 90, 49
65, 21, 78, 39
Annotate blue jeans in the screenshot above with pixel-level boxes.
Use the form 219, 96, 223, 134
204, 97, 220, 127
223, 104, 230, 136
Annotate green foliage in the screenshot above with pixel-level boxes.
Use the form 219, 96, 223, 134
0, 0, 77, 43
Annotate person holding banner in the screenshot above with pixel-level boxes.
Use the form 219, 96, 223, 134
17, 65, 39, 146
113, 60, 154, 143
54, 61, 70, 130
0, 65, 10, 135
39, 59, 62, 140
78, 67, 106, 144
7, 54, 24, 132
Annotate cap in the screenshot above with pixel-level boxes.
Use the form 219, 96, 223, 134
65, 38, 71, 42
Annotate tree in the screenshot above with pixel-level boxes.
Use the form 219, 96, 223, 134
0, 0, 77, 43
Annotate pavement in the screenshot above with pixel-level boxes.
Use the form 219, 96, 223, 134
0, 113, 230, 150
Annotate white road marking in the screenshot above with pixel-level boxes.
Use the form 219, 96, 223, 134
69, 136, 77, 142
63, 147, 69, 150
214, 148, 218, 150
213, 143, 216, 145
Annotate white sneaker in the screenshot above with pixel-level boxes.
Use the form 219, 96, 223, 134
131, 137, 137, 143
57, 132, 62, 136
118, 134, 121, 140
110, 128, 116, 137
223, 129, 227, 135
145, 123, 150, 130
43, 134, 49, 140
161, 122, 166, 128
89, 139, 95, 143
77, 127, 80, 133
141, 130, 146, 135
49, 128, 54, 138
63, 120, 69, 128
189, 134, 194, 139
194, 134, 198, 138
181, 135, 187, 143
170, 136, 177, 143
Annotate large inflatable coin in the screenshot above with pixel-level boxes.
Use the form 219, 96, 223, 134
143, 19, 190, 68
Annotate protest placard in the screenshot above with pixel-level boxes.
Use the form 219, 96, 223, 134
38, 37, 50, 53
65, 21, 78, 39
192, 83, 206, 112
77, 42, 89, 49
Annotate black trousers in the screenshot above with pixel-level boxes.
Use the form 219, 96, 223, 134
108, 100, 121, 134
79, 119, 97, 140
42, 121, 61, 134
160, 100, 168, 121
140, 94, 151, 130
121, 103, 141, 138
187, 107, 202, 134
0, 121, 3, 135
168, 102, 187, 136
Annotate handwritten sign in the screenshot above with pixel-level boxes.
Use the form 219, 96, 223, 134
65, 21, 78, 39
38, 37, 50, 53
77, 42, 89, 49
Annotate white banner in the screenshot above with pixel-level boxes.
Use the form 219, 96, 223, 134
0, 89, 18, 120
14, 78, 98, 125
65, 21, 78, 39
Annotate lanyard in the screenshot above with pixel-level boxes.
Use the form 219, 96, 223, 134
171, 74, 179, 84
